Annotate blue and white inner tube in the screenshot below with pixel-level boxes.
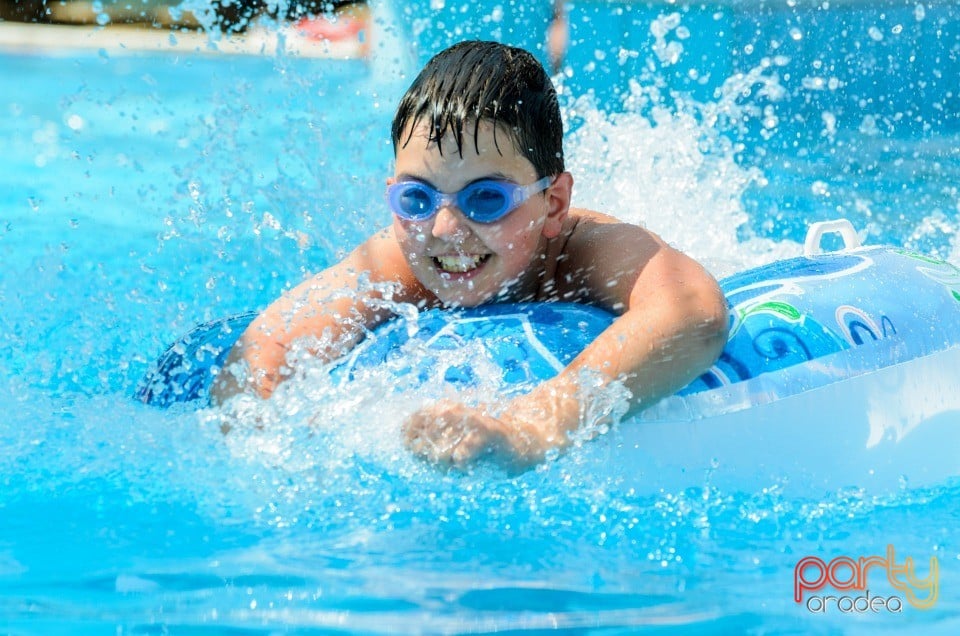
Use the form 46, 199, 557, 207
137, 219, 960, 408
136, 220, 960, 494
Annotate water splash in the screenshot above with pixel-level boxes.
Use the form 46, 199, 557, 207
4, 3, 960, 632
562, 65, 800, 278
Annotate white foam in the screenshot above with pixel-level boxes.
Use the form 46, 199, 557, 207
562, 77, 801, 279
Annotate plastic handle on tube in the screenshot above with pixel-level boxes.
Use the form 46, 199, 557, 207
803, 219, 862, 256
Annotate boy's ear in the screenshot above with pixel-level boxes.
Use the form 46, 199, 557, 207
386, 176, 396, 186
541, 172, 573, 239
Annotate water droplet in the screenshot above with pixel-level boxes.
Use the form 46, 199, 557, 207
64, 114, 84, 132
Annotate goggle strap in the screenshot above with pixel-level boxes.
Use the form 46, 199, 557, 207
514, 176, 555, 204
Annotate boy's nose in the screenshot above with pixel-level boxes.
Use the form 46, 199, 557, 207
431, 204, 468, 239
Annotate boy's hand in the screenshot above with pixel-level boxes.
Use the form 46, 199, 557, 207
402, 399, 560, 470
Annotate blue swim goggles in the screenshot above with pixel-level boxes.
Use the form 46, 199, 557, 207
387, 176, 554, 224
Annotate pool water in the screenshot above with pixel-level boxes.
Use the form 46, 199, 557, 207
2, 1, 960, 633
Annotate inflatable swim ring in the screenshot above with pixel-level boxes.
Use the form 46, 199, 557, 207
136, 219, 960, 411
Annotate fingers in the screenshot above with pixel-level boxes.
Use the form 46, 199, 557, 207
402, 403, 500, 469
449, 427, 490, 467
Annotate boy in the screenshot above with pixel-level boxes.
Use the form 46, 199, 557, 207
213, 41, 728, 469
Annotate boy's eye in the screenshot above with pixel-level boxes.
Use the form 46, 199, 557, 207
399, 186, 433, 215
463, 185, 507, 214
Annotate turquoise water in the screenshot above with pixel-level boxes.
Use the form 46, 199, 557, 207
2, 1, 960, 633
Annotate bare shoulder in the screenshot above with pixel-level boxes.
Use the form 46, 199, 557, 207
214, 227, 428, 401
342, 226, 404, 275
567, 207, 626, 225
243, 226, 427, 348
560, 207, 665, 273
294, 226, 429, 310
566, 207, 661, 239
557, 208, 716, 312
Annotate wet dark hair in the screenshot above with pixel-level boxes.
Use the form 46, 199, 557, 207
391, 41, 564, 178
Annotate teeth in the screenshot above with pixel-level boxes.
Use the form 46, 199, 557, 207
435, 254, 484, 273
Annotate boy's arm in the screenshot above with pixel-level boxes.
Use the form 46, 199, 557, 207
546, 211, 729, 406
403, 211, 728, 468
211, 227, 426, 403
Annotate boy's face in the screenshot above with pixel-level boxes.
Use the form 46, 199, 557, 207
391, 120, 566, 307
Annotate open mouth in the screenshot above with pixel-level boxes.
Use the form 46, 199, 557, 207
433, 254, 491, 274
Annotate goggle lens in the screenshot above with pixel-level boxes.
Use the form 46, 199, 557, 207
460, 182, 510, 221
397, 184, 434, 217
